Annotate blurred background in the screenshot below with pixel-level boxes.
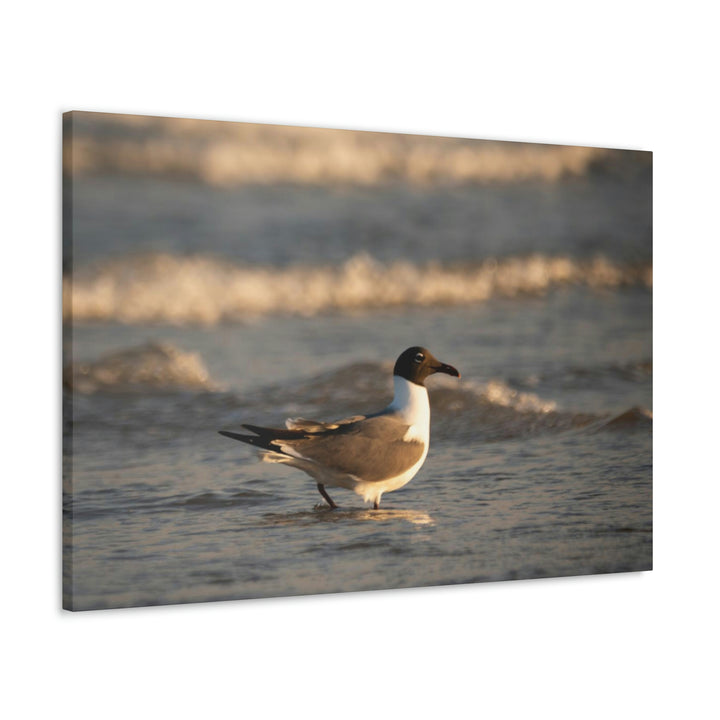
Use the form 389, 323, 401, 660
63, 112, 652, 610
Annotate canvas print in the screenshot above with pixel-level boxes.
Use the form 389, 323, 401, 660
63, 112, 652, 610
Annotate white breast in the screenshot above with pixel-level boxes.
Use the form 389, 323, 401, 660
386, 375, 431, 444
352, 377, 431, 505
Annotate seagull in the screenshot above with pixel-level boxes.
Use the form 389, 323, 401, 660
219, 347, 460, 510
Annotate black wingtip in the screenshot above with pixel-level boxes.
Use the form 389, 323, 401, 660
219, 430, 248, 442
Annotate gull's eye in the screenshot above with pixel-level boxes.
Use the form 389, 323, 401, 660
413, 352, 425, 364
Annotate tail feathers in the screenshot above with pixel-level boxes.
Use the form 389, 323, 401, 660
218, 424, 309, 452
217, 430, 270, 450
219, 429, 259, 443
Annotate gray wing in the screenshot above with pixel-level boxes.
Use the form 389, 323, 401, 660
281, 414, 424, 482
285, 416, 365, 432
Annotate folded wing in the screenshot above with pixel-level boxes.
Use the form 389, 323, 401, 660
220, 414, 424, 483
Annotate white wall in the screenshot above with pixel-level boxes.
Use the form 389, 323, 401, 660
3, 2, 717, 717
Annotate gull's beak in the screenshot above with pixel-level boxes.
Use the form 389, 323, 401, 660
433, 362, 460, 378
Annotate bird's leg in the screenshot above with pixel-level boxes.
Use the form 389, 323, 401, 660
317, 483, 338, 509
373, 500, 380, 510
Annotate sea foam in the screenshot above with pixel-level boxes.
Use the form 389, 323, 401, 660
65, 342, 216, 393
66, 113, 649, 187
65, 252, 652, 326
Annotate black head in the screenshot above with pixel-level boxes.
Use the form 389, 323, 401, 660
393, 346, 461, 387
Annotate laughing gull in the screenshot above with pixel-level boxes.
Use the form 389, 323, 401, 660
219, 346, 460, 509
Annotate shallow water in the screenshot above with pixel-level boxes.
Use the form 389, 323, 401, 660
64, 294, 651, 610
63, 170, 652, 611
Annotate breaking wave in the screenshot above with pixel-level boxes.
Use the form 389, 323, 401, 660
236, 362, 650, 441
66, 112, 650, 187
64, 342, 217, 393
65, 252, 652, 326
65, 345, 651, 441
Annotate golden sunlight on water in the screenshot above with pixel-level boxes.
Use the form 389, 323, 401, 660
64, 253, 652, 325
260, 507, 434, 527
63, 114, 651, 611
356, 509, 435, 526
64, 111, 648, 187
